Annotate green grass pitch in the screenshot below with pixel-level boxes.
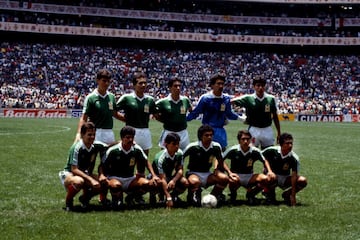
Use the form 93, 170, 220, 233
0, 118, 359, 240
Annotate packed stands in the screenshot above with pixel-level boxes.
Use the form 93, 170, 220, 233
1, 42, 359, 114
0, 0, 359, 115
1, 0, 360, 41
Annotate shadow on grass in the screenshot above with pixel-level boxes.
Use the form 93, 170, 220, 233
226, 196, 309, 207
62, 198, 308, 213
62, 200, 190, 213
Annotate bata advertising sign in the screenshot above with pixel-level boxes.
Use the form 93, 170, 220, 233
4, 109, 67, 118
71, 110, 83, 118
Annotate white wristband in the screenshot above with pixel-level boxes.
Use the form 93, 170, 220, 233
166, 197, 172, 201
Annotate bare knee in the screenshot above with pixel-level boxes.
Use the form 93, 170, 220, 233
70, 176, 84, 189
108, 179, 122, 191
183, 179, 190, 189
188, 175, 201, 190
297, 176, 307, 189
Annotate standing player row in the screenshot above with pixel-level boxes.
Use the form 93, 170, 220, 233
74, 68, 281, 154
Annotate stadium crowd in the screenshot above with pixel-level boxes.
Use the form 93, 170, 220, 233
2, 0, 360, 38
1, 1, 359, 114
1, 42, 359, 115
23, 0, 360, 18
2, 10, 358, 38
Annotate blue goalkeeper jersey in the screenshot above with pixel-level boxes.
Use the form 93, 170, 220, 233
186, 91, 239, 128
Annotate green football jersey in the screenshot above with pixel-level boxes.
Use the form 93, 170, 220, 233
183, 141, 222, 173
64, 140, 107, 174
262, 146, 300, 175
116, 93, 156, 128
152, 149, 184, 177
232, 93, 278, 128
102, 143, 148, 178
83, 90, 116, 129
156, 95, 192, 131
223, 145, 264, 174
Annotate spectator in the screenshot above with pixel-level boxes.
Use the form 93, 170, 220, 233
0, 42, 359, 115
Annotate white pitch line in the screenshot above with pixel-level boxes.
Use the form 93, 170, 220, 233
0, 126, 72, 136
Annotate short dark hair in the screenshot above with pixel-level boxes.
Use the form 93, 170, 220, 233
197, 124, 214, 140
96, 69, 112, 80
164, 132, 180, 144
120, 126, 136, 138
279, 133, 293, 145
252, 74, 266, 85
209, 73, 226, 86
168, 77, 182, 88
80, 122, 96, 136
132, 72, 147, 85
237, 130, 252, 141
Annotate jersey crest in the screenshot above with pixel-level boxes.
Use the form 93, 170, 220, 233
108, 101, 113, 110
265, 104, 270, 112
220, 103, 225, 111
180, 106, 185, 114
130, 157, 136, 166
283, 163, 289, 171
144, 104, 149, 113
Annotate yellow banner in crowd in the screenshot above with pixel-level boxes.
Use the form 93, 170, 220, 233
278, 114, 295, 121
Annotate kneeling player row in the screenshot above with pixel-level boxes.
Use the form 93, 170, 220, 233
59, 123, 307, 211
